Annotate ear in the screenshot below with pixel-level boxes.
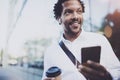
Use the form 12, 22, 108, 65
58, 18, 62, 25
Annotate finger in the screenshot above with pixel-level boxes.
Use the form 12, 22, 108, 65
87, 60, 107, 72
79, 65, 105, 78
81, 71, 101, 80
79, 65, 99, 75
44, 78, 55, 80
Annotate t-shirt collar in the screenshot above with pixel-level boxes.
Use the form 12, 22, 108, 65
61, 29, 85, 44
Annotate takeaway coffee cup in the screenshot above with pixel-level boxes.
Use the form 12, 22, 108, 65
46, 66, 61, 80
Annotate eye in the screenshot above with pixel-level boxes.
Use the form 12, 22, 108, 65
77, 9, 83, 14
64, 9, 73, 15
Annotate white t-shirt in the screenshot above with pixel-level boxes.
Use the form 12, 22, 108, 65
42, 30, 120, 80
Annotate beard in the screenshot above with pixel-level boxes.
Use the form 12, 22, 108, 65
64, 20, 82, 35
65, 26, 81, 35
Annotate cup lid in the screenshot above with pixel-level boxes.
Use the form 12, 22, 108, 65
46, 66, 61, 77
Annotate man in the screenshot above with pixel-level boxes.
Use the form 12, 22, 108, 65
42, 0, 120, 80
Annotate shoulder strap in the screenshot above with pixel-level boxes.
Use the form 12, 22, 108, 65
59, 41, 80, 67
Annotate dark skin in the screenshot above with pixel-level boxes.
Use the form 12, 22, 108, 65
44, 0, 112, 80
60, 0, 83, 42
78, 60, 112, 80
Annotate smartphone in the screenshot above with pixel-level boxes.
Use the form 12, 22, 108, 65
81, 46, 101, 64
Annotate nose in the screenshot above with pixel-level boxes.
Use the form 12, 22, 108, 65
72, 12, 78, 20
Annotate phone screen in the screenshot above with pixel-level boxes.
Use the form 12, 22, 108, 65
81, 46, 101, 64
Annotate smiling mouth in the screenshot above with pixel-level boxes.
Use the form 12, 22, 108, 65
71, 22, 80, 27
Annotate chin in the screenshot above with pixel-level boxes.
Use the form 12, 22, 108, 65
71, 31, 80, 35
73, 29, 81, 33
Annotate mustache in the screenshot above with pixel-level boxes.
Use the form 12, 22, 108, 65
69, 19, 81, 25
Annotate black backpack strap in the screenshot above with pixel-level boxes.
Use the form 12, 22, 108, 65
59, 41, 80, 67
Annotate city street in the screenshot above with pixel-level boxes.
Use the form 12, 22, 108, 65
0, 66, 43, 80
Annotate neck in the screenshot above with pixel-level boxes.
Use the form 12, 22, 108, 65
63, 31, 81, 42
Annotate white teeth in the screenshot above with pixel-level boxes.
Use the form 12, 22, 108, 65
72, 22, 79, 25
73, 21, 79, 24
73, 22, 78, 24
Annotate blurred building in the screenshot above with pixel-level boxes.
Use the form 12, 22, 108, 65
0, 0, 27, 67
